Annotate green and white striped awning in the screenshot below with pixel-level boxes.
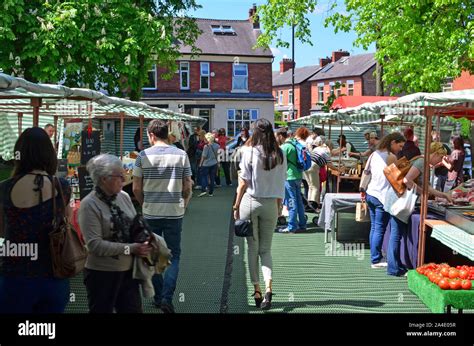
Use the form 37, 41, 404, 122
288, 112, 352, 125
0, 73, 206, 124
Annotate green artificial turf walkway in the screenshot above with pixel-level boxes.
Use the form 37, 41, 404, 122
65, 186, 471, 313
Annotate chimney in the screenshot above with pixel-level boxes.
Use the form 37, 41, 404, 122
319, 57, 331, 68
331, 49, 350, 63
249, 4, 259, 29
280, 58, 294, 74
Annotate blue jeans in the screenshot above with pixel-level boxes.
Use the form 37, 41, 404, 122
200, 164, 218, 194
284, 179, 306, 231
387, 216, 408, 276
366, 194, 390, 264
0, 276, 70, 313
147, 218, 183, 305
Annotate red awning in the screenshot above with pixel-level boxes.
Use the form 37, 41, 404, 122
331, 96, 399, 110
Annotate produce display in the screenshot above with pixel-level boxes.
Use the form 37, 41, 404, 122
416, 263, 473, 290
447, 179, 474, 206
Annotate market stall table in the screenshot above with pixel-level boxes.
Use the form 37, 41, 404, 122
318, 193, 366, 250
430, 222, 474, 261
407, 270, 474, 313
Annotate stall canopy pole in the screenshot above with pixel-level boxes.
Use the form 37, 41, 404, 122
139, 114, 144, 149
120, 112, 125, 160
417, 106, 434, 267
31, 97, 42, 127
17, 112, 23, 136
338, 121, 343, 166
53, 115, 58, 150
328, 122, 332, 141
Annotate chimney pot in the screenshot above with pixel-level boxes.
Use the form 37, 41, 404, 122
331, 50, 350, 63
280, 58, 295, 74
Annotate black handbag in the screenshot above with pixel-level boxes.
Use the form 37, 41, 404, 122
234, 148, 254, 238
234, 219, 253, 237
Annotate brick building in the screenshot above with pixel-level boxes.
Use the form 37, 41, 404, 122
272, 60, 321, 120
141, 5, 274, 136
309, 52, 377, 111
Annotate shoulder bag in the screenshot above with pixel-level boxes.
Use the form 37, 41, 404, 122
49, 177, 87, 278
383, 155, 422, 196
234, 147, 253, 237
359, 152, 376, 192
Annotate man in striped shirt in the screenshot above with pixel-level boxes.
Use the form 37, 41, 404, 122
133, 119, 192, 313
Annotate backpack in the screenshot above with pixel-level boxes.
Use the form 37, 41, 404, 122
288, 139, 312, 171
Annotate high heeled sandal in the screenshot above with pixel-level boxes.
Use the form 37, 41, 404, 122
252, 291, 263, 308
260, 291, 273, 310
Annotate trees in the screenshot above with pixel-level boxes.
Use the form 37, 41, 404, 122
0, 0, 201, 100
256, 0, 473, 93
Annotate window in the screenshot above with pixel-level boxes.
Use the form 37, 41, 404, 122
200, 62, 210, 91
347, 80, 354, 96
442, 82, 453, 92
232, 64, 248, 91
279, 90, 283, 105
336, 81, 342, 97
227, 108, 258, 137
180, 62, 190, 90
288, 89, 293, 105
318, 83, 324, 102
329, 82, 335, 96
143, 64, 157, 89
211, 25, 236, 35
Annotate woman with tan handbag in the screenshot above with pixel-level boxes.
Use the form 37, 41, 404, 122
364, 132, 405, 271
0, 127, 72, 313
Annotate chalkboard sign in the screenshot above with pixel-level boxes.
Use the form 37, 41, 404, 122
78, 166, 94, 199
56, 159, 68, 178
81, 130, 101, 165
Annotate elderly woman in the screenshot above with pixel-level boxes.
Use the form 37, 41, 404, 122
79, 154, 151, 313
198, 133, 220, 197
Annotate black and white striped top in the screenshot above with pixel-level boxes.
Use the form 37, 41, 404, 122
310, 149, 331, 167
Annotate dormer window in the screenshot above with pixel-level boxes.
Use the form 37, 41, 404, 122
211, 25, 236, 35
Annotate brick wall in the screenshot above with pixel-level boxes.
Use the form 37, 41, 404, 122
299, 81, 312, 117
453, 70, 474, 90
310, 77, 364, 106
361, 65, 376, 96
155, 61, 272, 93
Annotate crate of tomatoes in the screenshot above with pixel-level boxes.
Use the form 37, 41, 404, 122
416, 263, 473, 290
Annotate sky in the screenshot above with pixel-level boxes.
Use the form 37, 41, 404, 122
188, 0, 376, 71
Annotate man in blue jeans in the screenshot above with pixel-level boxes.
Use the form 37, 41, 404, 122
133, 119, 192, 313
277, 129, 306, 233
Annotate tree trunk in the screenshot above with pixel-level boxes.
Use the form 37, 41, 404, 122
129, 53, 146, 101
375, 42, 384, 96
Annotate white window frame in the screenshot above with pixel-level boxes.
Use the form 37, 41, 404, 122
142, 64, 157, 90
346, 80, 354, 96
318, 83, 324, 102
442, 82, 453, 92
279, 90, 284, 105
232, 64, 249, 92
227, 108, 258, 137
329, 81, 335, 96
200, 62, 210, 91
288, 89, 293, 105
336, 80, 342, 97
180, 62, 190, 90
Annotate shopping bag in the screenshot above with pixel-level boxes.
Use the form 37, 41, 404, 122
355, 202, 370, 222
389, 185, 418, 224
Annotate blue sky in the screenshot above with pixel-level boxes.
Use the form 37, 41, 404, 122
189, 0, 375, 71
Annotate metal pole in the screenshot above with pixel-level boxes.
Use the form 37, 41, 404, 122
120, 112, 124, 160
53, 115, 58, 151
417, 106, 433, 266
291, 23, 295, 120
18, 112, 23, 136
31, 98, 42, 127
328, 122, 332, 141
139, 114, 144, 150
380, 115, 384, 137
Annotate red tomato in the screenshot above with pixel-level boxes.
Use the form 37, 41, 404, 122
449, 279, 462, 290
461, 280, 472, 290
432, 274, 442, 284
440, 267, 450, 277
448, 268, 460, 279
440, 263, 450, 269
438, 279, 450, 290
459, 270, 469, 279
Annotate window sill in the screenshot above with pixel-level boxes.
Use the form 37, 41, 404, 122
199, 89, 211, 92
142, 88, 158, 91
231, 90, 249, 94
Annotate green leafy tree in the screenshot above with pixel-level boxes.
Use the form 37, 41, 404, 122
256, 0, 473, 93
0, 0, 201, 100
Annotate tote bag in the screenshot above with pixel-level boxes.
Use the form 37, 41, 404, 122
389, 185, 418, 224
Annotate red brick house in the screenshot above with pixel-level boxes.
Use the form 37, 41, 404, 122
309, 51, 377, 111
272, 60, 321, 120
445, 70, 474, 91
141, 5, 274, 136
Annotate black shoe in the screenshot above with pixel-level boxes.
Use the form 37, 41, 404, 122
252, 291, 263, 308
160, 302, 175, 314
260, 291, 273, 310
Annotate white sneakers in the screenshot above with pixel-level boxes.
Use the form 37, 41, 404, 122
371, 262, 388, 269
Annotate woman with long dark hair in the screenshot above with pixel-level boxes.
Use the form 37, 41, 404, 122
441, 136, 465, 190
0, 127, 72, 313
233, 119, 287, 310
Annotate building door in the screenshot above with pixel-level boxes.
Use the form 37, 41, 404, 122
199, 109, 211, 132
